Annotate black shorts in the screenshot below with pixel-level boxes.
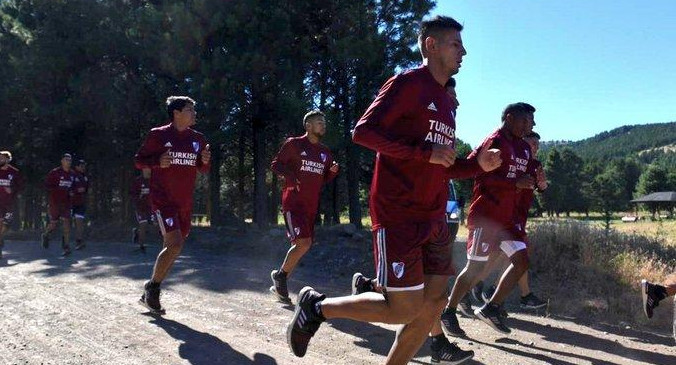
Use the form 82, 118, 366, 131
72, 205, 86, 219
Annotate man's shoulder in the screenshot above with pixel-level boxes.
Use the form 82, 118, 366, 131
390, 67, 427, 89
187, 127, 206, 139
7, 165, 20, 173
150, 123, 172, 133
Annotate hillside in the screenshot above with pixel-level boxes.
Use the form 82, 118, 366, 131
541, 121, 676, 164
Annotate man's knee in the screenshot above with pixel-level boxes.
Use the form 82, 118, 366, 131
511, 250, 529, 270
292, 238, 312, 251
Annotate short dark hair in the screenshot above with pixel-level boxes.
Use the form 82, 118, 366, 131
75, 159, 86, 166
418, 16, 463, 56
303, 110, 325, 126
446, 77, 456, 89
526, 131, 541, 140
166, 96, 196, 120
502, 102, 536, 122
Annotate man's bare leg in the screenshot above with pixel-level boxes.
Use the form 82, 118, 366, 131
279, 237, 312, 276
150, 230, 184, 283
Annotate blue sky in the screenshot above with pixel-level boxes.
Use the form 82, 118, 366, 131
433, 1, 676, 147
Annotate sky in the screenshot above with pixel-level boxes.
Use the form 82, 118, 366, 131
432, 1, 676, 147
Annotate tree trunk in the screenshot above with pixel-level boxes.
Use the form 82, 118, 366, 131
209, 144, 222, 226
237, 128, 246, 219
252, 116, 269, 227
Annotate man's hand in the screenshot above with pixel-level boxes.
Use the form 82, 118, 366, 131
3, 187, 10, 195
295, 178, 301, 192
516, 175, 535, 189
159, 150, 172, 168
536, 166, 548, 190
429, 144, 456, 167
477, 143, 502, 172
329, 161, 339, 174
201, 144, 211, 165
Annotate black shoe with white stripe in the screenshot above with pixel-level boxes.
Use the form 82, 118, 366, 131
287, 286, 326, 357
430, 336, 474, 364
481, 285, 496, 303
440, 307, 466, 338
351, 272, 374, 295
475, 302, 511, 334
641, 279, 662, 319
457, 293, 473, 318
270, 269, 291, 303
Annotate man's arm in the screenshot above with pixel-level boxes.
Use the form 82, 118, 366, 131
324, 156, 339, 184
270, 139, 298, 182
197, 138, 211, 174
44, 170, 57, 191
352, 75, 433, 161
134, 131, 163, 169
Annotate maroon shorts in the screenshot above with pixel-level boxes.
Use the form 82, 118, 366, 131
282, 210, 315, 242
154, 206, 191, 239
48, 201, 71, 221
466, 223, 526, 261
1, 205, 14, 226
372, 220, 454, 292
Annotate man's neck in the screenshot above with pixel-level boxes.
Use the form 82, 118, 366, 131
500, 126, 516, 141
172, 120, 190, 132
424, 59, 450, 87
305, 133, 320, 144
0, 165, 7, 170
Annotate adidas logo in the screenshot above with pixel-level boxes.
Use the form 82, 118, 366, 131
164, 142, 173, 148
300, 151, 307, 156
427, 102, 437, 112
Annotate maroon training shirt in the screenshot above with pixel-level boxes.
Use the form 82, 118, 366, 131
271, 135, 337, 215
467, 128, 532, 229
45, 167, 74, 206
134, 123, 209, 210
352, 65, 482, 228
0, 165, 24, 208
71, 172, 89, 206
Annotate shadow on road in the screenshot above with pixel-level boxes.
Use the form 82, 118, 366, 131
509, 317, 676, 364
144, 314, 277, 365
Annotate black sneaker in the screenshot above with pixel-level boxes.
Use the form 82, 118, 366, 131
475, 303, 511, 334
457, 294, 473, 318
41, 233, 49, 249
132, 228, 139, 245
440, 307, 466, 337
471, 281, 484, 304
287, 286, 326, 357
641, 279, 661, 319
520, 293, 547, 309
74, 239, 85, 250
482, 285, 496, 303
351, 272, 374, 295
498, 304, 509, 318
139, 280, 165, 314
270, 270, 291, 303
430, 337, 474, 364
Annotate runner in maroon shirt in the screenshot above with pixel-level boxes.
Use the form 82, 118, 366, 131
442, 102, 538, 336
286, 16, 501, 363
130, 168, 152, 253
42, 153, 75, 256
0, 151, 24, 258
269, 110, 339, 303
71, 159, 89, 250
467, 131, 549, 316
135, 96, 211, 314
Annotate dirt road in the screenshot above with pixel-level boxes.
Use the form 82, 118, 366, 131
0, 228, 674, 364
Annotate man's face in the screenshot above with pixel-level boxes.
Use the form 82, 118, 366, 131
429, 30, 466, 76
0, 154, 7, 166
174, 103, 196, 126
306, 116, 327, 137
61, 156, 72, 170
507, 112, 534, 139
75, 164, 86, 173
142, 168, 151, 179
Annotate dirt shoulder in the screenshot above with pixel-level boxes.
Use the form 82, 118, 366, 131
0, 226, 674, 364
